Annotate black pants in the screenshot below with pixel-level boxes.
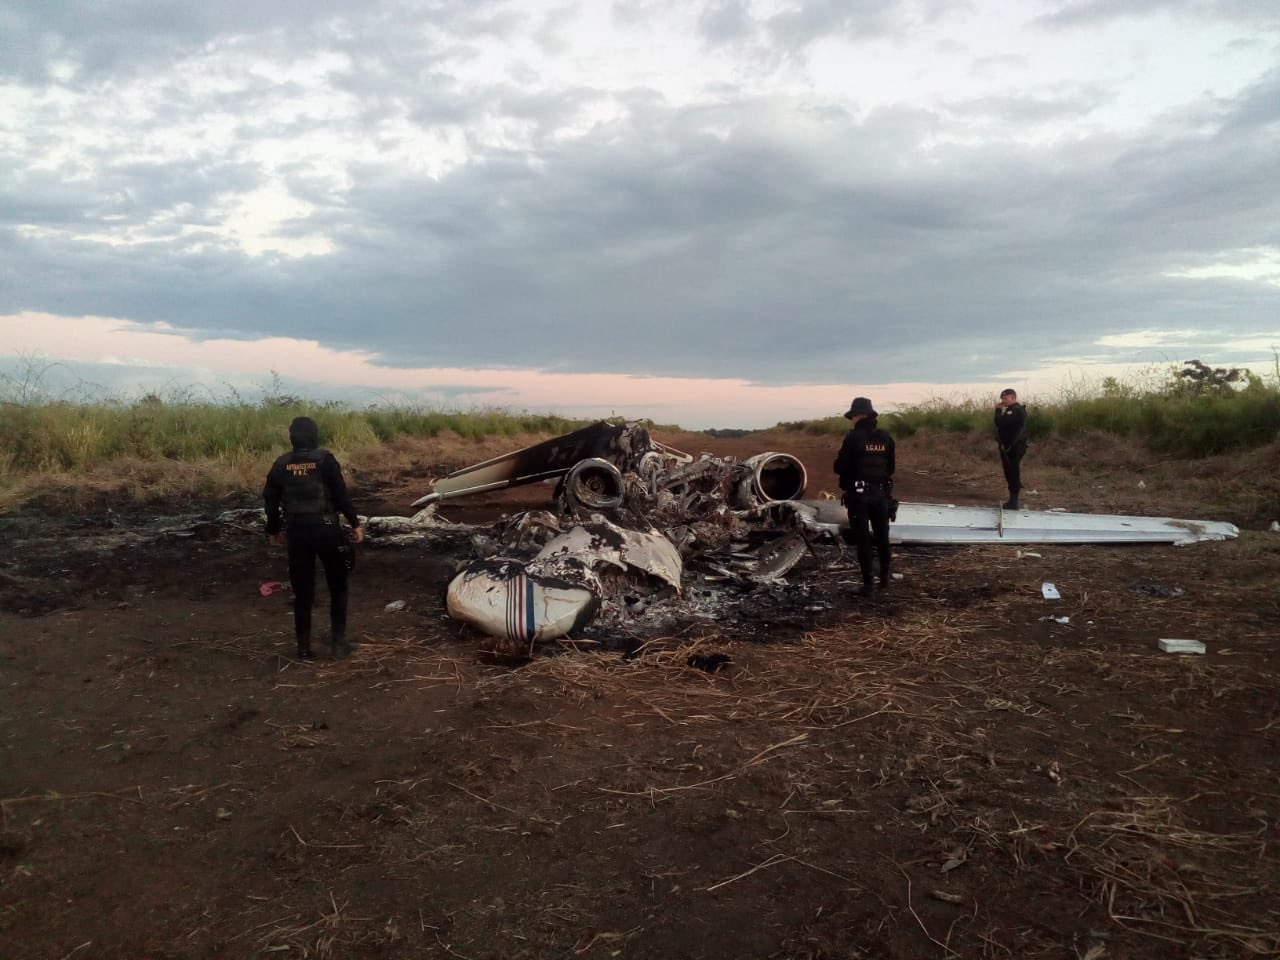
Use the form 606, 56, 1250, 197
845, 490, 892, 586
1000, 441, 1027, 499
285, 520, 348, 642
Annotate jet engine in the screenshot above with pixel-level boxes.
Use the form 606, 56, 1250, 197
734, 452, 807, 506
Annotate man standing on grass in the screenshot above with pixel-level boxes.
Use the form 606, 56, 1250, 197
834, 396, 896, 597
994, 388, 1029, 510
263, 416, 364, 660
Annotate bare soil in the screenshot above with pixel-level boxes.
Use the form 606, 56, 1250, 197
2, 429, 1278, 960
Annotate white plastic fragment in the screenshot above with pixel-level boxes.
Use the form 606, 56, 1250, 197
1138, 479, 1146, 489
1041, 582, 1061, 600
1158, 638, 1206, 655
1269, 520, 1280, 533
891, 572, 904, 581
384, 600, 408, 612
1017, 551, 1042, 559
1039, 615, 1069, 624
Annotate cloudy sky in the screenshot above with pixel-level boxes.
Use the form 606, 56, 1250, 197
2, 0, 1278, 428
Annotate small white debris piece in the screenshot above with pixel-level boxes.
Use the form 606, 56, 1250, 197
1138, 479, 1146, 489
891, 572, 904, 581
1039, 615, 1069, 624
1016, 550, 1042, 559
1041, 582, 1061, 600
1159, 638, 1206, 655
385, 600, 408, 613
1269, 520, 1280, 533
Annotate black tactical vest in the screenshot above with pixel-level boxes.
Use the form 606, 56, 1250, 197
857, 432, 893, 484
281, 448, 334, 519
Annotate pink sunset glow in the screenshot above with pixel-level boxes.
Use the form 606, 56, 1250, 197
2, 311, 1133, 428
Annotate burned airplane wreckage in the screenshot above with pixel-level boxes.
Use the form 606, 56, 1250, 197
410, 421, 817, 651
403, 421, 1238, 654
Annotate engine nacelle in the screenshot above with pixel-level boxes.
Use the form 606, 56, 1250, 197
734, 452, 807, 507
559, 457, 626, 514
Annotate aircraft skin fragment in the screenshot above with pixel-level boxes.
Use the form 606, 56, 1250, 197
791, 500, 1239, 545
445, 559, 600, 644
414, 422, 659, 506
532, 521, 683, 592
444, 517, 683, 646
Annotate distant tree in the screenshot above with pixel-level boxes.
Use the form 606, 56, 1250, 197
1170, 359, 1248, 396
1101, 376, 1127, 398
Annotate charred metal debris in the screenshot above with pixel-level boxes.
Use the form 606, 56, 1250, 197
407, 421, 838, 654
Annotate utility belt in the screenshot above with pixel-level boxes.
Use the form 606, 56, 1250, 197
847, 480, 891, 494
285, 512, 340, 528
843, 483, 898, 522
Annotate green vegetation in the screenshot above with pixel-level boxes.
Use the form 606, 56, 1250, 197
0, 398, 588, 477
2, 358, 1278, 508
773, 359, 1280, 458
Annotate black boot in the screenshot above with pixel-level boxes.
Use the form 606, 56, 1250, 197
857, 580, 875, 598
296, 637, 315, 660
878, 565, 892, 590
1002, 497, 1020, 510
330, 628, 357, 659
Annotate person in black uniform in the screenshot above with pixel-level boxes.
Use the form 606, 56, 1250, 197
994, 388, 1028, 510
833, 396, 896, 596
263, 416, 364, 660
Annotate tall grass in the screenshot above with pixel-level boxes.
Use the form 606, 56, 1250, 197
2, 359, 1278, 510
773, 362, 1280, 457
0, 397, 585, 488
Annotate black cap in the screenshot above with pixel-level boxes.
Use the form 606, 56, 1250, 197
843, 397, 877, 419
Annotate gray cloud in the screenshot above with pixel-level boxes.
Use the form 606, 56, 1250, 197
764, 0, 897, 49
1033, 0, 1280, 30
699, 0, 755, 46
697, 0, 951, 57
6, 82, 1279, 382
0, 0, 517, 82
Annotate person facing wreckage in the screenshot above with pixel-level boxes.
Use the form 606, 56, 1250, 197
263, 416, 365, 660
833, 396, 897, 596
994, 388, 1029, 510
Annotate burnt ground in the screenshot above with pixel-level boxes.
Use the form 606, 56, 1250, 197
2, 431, 1279, 960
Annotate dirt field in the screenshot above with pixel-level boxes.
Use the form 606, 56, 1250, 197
2, 428, 1278, 959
